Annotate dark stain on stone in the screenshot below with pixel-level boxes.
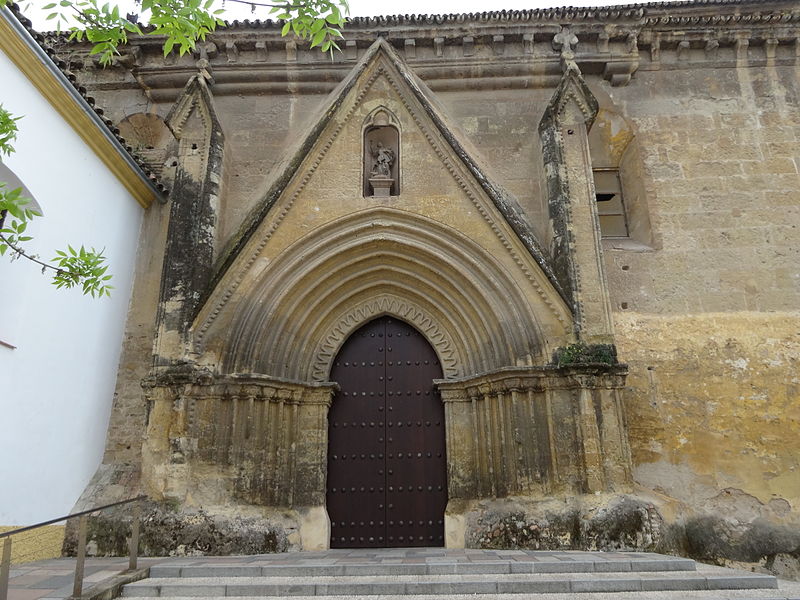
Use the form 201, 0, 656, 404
63, 502, 289, 557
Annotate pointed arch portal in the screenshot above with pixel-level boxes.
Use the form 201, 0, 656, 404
327, 316, 447, 548
138, 41, 632, 551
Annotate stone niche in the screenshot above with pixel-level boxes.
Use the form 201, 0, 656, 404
363, 108, 400, 197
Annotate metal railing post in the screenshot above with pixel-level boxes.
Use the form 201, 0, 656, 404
128, 502, 141, 571
0, 494, 145, 600
72, 515, 88, 598
0, 537, 12, 600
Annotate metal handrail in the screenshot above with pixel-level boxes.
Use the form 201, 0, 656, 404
0, 495, 146, 600
0, 496, 146, 539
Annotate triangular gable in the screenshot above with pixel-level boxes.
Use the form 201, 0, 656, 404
188, 37, 580, 380
203, 38, 567, 311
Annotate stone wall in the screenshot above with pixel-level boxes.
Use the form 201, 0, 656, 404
0, 526, 65, 564
615, 314, 800, 558
57, 0, 800, 568
599, 58, 800, 574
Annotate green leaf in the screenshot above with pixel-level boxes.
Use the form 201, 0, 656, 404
310, 27, 326, 48
164, 36, 175, 55
326, 6, 340, 24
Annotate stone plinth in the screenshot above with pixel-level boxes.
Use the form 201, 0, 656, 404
369, 176, 394, 197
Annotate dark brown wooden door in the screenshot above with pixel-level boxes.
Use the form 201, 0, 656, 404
327, 316, 447, 548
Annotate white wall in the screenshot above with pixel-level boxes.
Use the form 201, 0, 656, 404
0, 48, 143, 525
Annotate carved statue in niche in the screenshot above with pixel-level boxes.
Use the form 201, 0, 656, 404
370, 141, 395, 178
363, 108, 400, 197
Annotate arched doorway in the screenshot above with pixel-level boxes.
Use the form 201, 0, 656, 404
327, 316, 447, 548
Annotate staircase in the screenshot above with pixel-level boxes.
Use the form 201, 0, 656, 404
121, 549, 791, 599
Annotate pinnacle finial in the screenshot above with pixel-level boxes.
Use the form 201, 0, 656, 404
553, 26, 580, 74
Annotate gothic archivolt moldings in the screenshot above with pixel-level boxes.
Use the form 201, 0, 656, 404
311, 295, 460, 381
195, 207, 567, 381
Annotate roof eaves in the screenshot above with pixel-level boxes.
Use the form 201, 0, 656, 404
212, 0, 788, 30
1, 3, 168, 206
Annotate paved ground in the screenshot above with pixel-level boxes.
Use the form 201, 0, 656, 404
5, 550, 800, 600
144, 548, 692, 565
5, 558, 161, 600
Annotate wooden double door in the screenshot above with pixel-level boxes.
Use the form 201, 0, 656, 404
327, 317, 447, 548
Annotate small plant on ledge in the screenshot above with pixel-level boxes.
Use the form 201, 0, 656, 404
552, 342, 618, 367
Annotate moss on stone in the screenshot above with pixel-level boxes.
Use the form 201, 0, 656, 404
552, 342, 618, 366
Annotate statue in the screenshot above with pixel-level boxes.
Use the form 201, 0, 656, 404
370, 141, 395, 178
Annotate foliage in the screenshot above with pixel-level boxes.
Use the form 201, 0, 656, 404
552, 342, 617, 367
52, 245, 113, 296
273, 0, 346, 52
2, 0, 348, 65
0, 106, 113, 297
0, 106, 20, 156
0, 183, 39, 250
58, 0, 225, 65
0, 0, 347, 295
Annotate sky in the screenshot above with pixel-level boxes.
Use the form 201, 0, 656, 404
22, 0, 658, 31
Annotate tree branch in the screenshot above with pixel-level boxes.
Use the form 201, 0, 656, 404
0, 231, 66, 276
223, 0, 316, 10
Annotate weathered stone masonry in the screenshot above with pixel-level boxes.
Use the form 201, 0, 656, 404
57, 0, 799, 577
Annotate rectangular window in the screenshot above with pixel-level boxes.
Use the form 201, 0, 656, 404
594, 169, 628, 238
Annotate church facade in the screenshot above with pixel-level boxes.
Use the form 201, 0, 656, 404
56, 0, 799, 574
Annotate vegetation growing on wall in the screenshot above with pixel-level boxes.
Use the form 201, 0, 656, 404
551, 342, 617, 367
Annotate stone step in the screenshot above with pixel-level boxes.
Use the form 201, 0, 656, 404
115, 594, 800, 600
149, 556, 697, 578
122, 571, 779, 596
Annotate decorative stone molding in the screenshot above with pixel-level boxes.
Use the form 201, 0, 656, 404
142, 373, 337, 508
311, 295, 461, 381
437, 364, 631, 500
58, 1, 800, 100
